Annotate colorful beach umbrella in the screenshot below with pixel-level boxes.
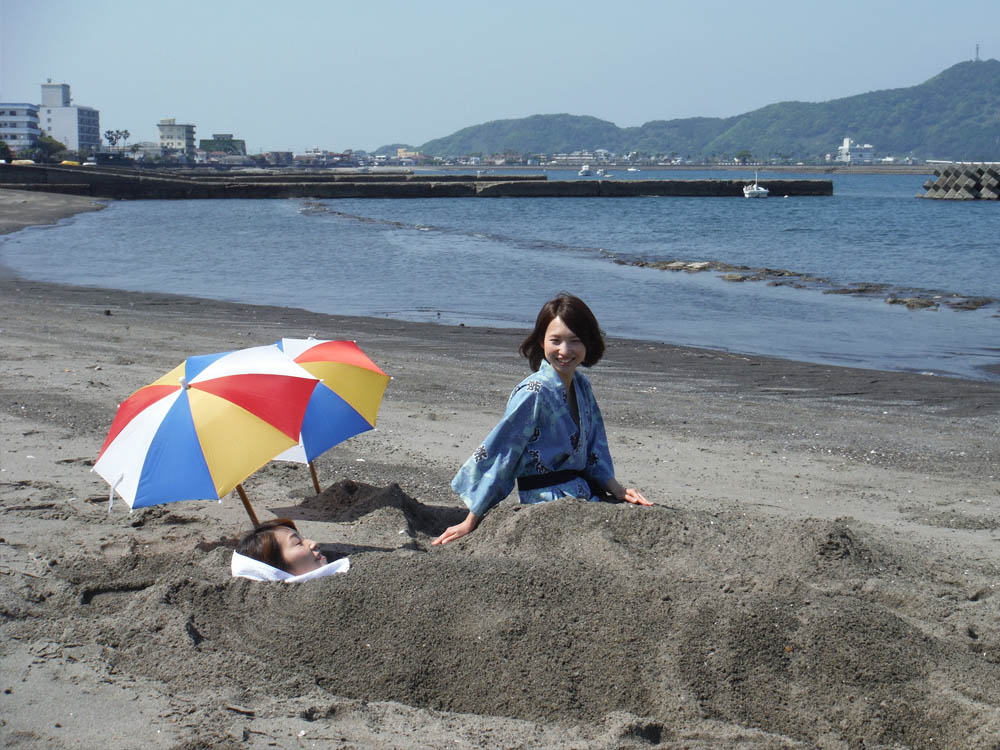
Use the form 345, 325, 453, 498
273, 338, 390, 492
94, 345, 320, 523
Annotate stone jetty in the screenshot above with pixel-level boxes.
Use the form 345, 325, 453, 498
0, 164, 832, 200
919, 164, 1000, 200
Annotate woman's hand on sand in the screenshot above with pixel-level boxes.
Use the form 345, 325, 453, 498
621, 487, 653, 506
605, 478, 653, 506
432, 512, 481, 545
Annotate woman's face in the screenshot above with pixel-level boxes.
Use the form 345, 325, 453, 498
542, 316, 586, 384
273, 526, 327, 575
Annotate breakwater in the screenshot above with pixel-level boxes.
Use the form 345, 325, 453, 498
920, 165, 1000, 200
0, 164, 832, 199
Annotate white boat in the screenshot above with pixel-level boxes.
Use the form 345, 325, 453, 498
627, 167, 639, 172
596, 168, 605, 177
578, 164, 592, 176
743, 172, 769, 198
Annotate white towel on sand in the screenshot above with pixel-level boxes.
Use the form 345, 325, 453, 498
231, 551, 350, 582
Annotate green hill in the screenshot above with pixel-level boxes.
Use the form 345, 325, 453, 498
413, 59, 1000, 161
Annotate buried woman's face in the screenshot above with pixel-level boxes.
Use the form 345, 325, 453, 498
272, 526, 327, 575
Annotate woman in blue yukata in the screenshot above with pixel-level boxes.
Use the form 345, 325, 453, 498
433, 293, 651, 545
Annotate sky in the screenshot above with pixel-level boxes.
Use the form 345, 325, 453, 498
2, 0, 997, 154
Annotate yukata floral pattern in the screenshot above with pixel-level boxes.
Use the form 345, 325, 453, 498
451, 359, 615, 518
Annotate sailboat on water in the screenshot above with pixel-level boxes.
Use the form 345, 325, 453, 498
743, 171, 769, 198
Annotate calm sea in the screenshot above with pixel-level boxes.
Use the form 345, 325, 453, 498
2, 170, 998, 380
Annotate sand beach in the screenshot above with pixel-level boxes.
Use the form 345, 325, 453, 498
1, 189, 999, 748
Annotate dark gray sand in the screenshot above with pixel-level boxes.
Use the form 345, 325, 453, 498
2, 189, 999, 748
0, 188, 105, 236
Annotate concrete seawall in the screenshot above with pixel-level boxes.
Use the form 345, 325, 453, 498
0, 164, 832, 199
919, 165, 1000, 200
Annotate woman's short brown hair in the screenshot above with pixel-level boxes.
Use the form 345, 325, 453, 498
236, 518, 299, 572
519, 293, 605, 371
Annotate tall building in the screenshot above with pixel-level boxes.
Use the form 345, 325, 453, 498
39, 81, 101, 154
158, 118, 196, 156
0, 103, 41, 154
836, 137, 874, 165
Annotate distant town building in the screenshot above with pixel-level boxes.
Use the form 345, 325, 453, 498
549, 150, 613, 166
395, 147, 429, 164
158, 118, 197, 156
194, 148, 252, 166
263, 151, 294, 166
198, 133, 247, 155
38, 81, 101, 154
0, 102, 41, 154
836, 137, 874, 164
293, 148, 358, 167
127, 141, 161, 159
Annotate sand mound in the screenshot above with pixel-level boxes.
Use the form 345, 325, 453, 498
6, 482, 1000, 746
274, 479, 467, 534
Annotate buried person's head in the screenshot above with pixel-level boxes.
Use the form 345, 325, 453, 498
237, 518, 327, 575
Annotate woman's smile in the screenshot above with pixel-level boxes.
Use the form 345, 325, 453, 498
543, 316, 586, 384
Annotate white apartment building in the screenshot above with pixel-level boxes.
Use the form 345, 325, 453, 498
549, 150, 612, 166
0, 103, 41, 154
836, 137, 874, 164
157, 118, 196, 155
39, 82, 101, 154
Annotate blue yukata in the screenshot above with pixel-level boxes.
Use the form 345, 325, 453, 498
452, 359, 615, 517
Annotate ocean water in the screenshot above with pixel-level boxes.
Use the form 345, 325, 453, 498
2, 171, 998, 380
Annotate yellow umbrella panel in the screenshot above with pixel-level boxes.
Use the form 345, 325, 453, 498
274, 338, 390, 467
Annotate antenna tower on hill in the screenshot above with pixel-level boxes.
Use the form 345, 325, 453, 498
975, 43, 980, 62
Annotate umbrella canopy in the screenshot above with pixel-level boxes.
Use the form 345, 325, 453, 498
273, 338, 390, 465
94, 345, 320, 512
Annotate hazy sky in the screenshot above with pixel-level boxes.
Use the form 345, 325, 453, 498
2, 0, 997, 153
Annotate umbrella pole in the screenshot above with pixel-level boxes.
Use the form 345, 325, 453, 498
235, 483, 260, 527
308, 461, 322, 494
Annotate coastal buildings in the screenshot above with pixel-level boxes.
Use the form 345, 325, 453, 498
292, 148, 359, 167
836, 137, 875, 164
263, 151, 293, 166
157, 118, 197, 156
0, 103, 41, 154
198, 133, 247, 156
1, 82, 100, 156
132, 141, 163, 159
395, 147, 429, 165
39, 82, 101, 154
195, 133, 250, 165
549, 150, 614, 166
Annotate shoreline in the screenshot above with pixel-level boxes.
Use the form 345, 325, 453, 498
0, 187, 106, 236
425, 163, 937, 176
5, 271, 1000, 395
2, 193, 999, 746
2, 187, 996, 383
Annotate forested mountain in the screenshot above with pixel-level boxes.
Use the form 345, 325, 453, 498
413, 60, 1000, 161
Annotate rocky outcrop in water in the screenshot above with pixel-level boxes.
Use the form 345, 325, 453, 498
613, 254, 997, 312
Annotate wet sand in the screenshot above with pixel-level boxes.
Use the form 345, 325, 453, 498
1, 190, 999, 748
